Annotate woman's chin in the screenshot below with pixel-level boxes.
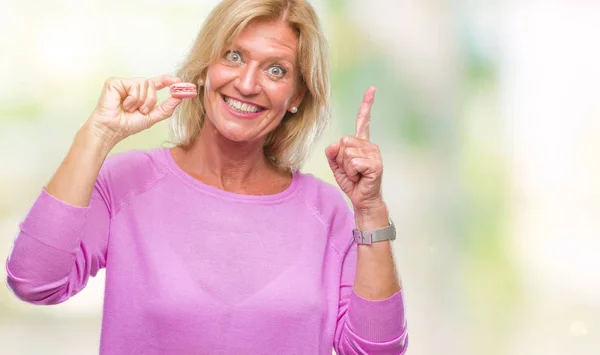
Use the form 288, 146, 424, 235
212, 121, 263, 143
217, 128, 259, 144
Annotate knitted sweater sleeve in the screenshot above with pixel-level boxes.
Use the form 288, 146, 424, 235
5, 180, 111, 305
5, 150, 151, 304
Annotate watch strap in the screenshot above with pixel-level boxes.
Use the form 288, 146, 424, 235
353, 220, 396, 245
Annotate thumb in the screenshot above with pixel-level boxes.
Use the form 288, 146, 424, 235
148, 97, 182, 124
325, 142, 340, 170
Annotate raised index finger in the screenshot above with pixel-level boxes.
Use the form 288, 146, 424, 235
153, 74, 182, 90
355, 86, 376, 141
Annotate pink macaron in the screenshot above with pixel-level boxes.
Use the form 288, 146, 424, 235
170, 83, 197, 99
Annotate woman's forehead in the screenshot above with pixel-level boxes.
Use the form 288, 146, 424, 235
230, 21, 299, 62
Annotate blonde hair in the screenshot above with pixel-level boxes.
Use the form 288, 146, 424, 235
169, 0, 330, 171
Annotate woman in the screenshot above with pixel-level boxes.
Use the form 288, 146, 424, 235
6, 0, 408, 354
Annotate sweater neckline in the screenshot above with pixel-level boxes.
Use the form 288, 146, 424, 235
157, 147, 299, 203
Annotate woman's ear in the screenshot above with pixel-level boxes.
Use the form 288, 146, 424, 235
290, 84, 307, 112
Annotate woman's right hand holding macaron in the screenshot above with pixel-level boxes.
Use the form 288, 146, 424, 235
42, 75, 196, 207
87, 74, 194, 147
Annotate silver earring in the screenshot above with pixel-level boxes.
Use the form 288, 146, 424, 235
290, 106, 298, 113
198, 78, 204, 86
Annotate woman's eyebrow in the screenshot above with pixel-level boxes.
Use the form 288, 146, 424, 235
232, 43, 296, 65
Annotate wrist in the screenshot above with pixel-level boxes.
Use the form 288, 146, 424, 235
75, 120, 121, 155
354, 200, 389, 230
78, 121, 119, 157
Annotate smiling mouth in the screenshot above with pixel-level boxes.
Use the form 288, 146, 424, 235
222, 95, 266, 114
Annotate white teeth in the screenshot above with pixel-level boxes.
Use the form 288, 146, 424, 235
224, 96, 262, 113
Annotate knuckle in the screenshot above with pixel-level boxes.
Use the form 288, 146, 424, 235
104, 77, 117, 88
138, 83, 147, 94
130, 83, 140, 95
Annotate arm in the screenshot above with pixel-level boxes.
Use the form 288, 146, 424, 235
45, 123, 116, 207
5, 125, 114, 304
5, 75, 182, 304
331, 199, 408, 355
353, 203, 400, 299
326, 87, 408, 353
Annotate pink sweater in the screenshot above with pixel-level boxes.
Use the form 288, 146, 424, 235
6, 147, 408, 355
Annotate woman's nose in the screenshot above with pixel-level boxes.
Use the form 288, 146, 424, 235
234, 64, 261, 96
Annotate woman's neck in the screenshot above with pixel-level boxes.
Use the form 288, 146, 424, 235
173, 121, 285, 192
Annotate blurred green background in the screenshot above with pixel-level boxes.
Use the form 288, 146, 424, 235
2, 0, 600, 354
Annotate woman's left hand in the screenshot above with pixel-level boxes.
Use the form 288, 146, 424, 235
325, 87, 386, 217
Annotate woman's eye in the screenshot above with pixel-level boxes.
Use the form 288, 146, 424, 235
225, 51, 242, 63
267, 66, 286, 77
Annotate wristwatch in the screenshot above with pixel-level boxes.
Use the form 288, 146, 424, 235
353, 219, 396, 245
